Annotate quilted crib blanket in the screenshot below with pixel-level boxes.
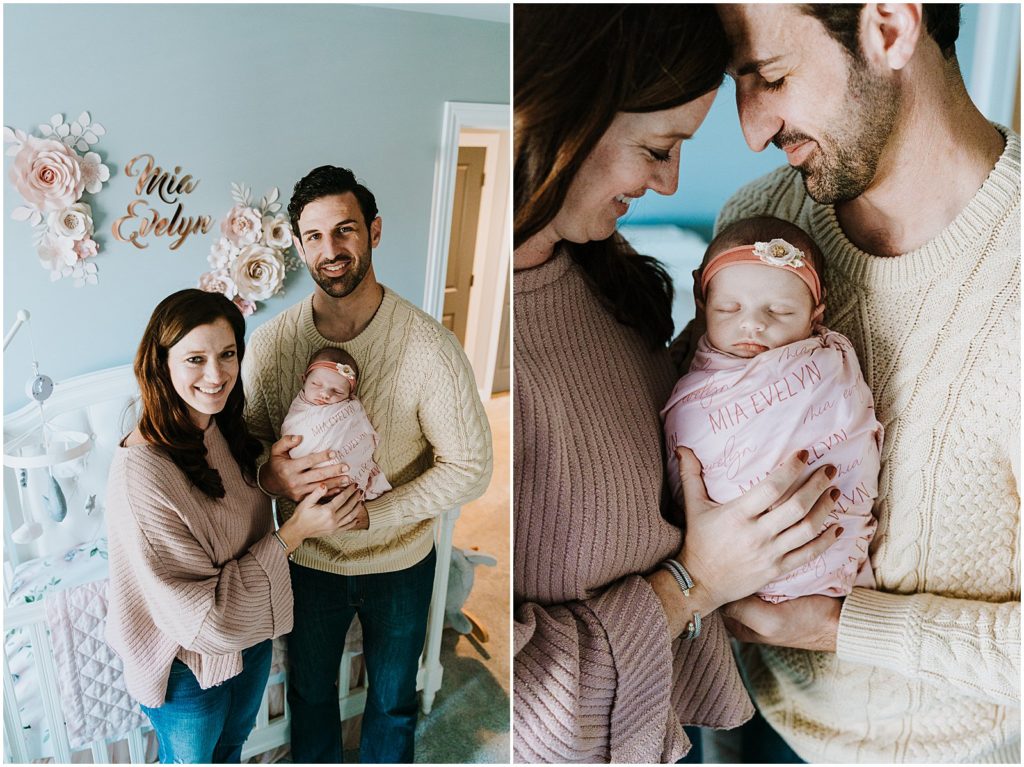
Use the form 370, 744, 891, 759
43, 579, 145, 749
662, 328, 883, 602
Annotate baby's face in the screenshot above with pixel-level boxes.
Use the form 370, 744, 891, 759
704, 262, 819, 358
302, 368, 352, 405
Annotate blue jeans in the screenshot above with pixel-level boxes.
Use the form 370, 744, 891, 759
287, 548, 436, 764
140, 639, 272, 764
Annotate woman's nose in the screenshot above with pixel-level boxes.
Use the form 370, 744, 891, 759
736, 85, 784, 153
647, 155, 681, 196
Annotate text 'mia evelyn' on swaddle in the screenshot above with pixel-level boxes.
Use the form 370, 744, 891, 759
662, 328, 883, 602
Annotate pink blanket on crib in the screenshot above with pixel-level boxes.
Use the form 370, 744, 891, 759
661, 328, 882, 602
44, 579, 146, 749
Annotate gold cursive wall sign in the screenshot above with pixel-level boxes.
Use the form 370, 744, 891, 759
112, 154, 213, 250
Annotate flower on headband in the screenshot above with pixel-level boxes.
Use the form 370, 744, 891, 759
754, 239, 805, 268
336, 364, 356, 380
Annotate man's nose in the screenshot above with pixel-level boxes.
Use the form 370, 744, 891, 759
736, 85, 783, 153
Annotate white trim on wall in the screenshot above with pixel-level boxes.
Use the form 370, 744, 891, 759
423, 102, 511, 398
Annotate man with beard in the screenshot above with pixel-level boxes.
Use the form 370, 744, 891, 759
241, 165, 492, 763
689, 4, 1020, 763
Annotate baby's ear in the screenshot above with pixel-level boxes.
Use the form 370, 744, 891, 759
695, 297, 705, 312
812, 302, 826, 324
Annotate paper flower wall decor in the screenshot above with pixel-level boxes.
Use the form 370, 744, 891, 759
4, 112, 110, 287
198, 183, 302, 316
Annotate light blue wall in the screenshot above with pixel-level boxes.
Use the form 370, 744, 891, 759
3, 3, 508, 412
623, 3, 1014, 236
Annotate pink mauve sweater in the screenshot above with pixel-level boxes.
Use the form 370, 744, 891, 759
105, 423, 293, 708
514, 248, 753, 763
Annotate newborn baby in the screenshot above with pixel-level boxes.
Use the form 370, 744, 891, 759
662, 216, 882, 602
281, 347, 392, 500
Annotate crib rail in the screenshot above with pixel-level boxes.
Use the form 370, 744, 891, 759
3, 509, 455, 763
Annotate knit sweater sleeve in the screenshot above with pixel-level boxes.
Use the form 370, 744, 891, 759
514, 577, 681, 763
120, 452, 292, 655
363, 327, 493, 528
837, 589, 1020, 704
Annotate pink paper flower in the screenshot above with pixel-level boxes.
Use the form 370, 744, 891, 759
10, 135, 84, 212
73, 238, 98, 260
78, 152, 110, 194
220, 204, 263, 247
198, 270, 238, 300
233, 296, 257, 316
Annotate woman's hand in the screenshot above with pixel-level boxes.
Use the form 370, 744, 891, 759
677, 447, 842, 616
258, 434, 351, 502
722, 594, 842, 652
276, 482, 364, 554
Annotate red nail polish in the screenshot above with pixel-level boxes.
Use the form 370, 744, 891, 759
825, 465, 837, 479
830, 488, 841, 501
834, 526, 844, 537
797, 450, 809, 462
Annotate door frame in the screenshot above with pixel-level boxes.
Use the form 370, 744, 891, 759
423, 101, 510, 398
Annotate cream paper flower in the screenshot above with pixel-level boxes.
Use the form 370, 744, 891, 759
754, 239, 805, 268
231, 244, 285, 301
208, 237, 239, 271
78, 151, 110, 194
48, 202, 93, 241
262, 214, 293, 249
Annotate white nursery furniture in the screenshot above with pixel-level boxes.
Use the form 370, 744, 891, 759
3, 364, 458, 763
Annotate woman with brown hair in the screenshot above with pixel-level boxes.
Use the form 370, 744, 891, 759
105, 289, 361, 763
513, 6, 843, 762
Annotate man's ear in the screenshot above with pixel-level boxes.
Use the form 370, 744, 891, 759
861, 4, 922, 71
370, 216, 382, 248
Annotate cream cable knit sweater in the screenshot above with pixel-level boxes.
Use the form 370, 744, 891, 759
242, 287, 492, 576
717, 124, 1020, 763
105, 424, 293, 708
514, 252, 753, 763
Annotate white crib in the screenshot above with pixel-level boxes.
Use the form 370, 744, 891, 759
2, 364, 457, 763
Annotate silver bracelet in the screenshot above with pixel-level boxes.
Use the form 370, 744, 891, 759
272, 530, 289, 552
255, 462, 277, 499
658, 559, 702, 640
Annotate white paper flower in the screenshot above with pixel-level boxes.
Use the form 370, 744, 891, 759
36, 232, 78, 277
221, 204, 263, 247
78, 152, 110, 194
71, 259, 98, 287
231, 244, 285, 301
48, 202, 93, 240
208, 237, 239, 271
262, 214, 293, 249
754, 239, 805, 268
198, 269, 239, 300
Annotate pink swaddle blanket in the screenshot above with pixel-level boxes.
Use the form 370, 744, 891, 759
661, 327, 882, 602
282, 395, 392, 500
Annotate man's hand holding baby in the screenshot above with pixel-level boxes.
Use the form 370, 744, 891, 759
722, 594, 842, 653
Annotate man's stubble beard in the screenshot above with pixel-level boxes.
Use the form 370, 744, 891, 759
800, 56, 901, 205
309, 246, 373, 299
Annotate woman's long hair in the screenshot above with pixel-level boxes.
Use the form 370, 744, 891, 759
514, 5, 729, 347
134, 289, 262, 498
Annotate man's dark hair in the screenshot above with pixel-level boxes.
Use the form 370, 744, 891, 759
802, 4, 961, 61
288, 165, 379, 237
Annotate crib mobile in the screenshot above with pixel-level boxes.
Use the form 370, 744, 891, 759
3, 308, 93, 542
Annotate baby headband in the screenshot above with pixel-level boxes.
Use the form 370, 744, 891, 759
305, 361, 357, 389
700, 239, 822, 304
